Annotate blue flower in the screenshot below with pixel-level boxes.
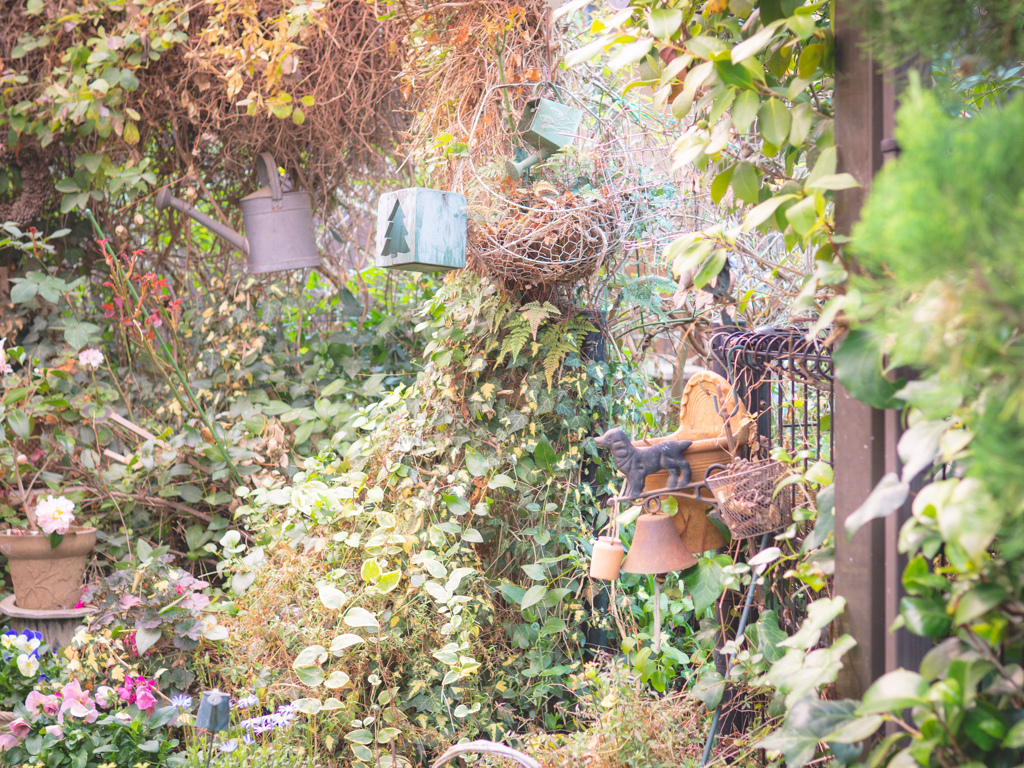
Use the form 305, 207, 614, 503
241, 715, 275, 734
217, 740, 238, 753
171, 694, 193, 710
235, 694, 258, 710
242, 733, 254, 746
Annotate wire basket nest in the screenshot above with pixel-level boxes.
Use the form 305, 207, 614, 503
469, 187, 616, 291
706, 458, 794, 540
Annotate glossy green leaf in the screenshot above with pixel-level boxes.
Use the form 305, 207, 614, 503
857, 669, 928, 715
758, 98, 792, 148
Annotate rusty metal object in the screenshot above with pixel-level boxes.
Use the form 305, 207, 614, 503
595, 427, 693, 500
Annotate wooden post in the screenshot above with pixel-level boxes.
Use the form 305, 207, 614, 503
833, 2, 888, 700
833, 9, 932, 699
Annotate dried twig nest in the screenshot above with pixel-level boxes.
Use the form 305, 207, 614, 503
0, 141, 52, 227
468, 187, 616, 292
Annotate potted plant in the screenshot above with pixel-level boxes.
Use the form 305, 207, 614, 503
0, 493, 96, 611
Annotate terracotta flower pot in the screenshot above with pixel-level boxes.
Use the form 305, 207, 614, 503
589, 536, 625, 581
0, 527, 96, 610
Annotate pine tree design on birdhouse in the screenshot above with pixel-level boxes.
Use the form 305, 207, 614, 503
375, 188, 467, 273
382, 199, 409, 257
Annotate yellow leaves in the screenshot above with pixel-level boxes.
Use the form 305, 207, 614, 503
478, 382, 495, 400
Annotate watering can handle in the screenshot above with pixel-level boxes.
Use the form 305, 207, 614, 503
255, 152, 283, 201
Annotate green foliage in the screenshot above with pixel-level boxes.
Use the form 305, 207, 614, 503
566, 0, 848, 322
827, 87, 1024, 767
1, 701, 181, 768
864, 0, 1024, 70
214, 274, 664, 765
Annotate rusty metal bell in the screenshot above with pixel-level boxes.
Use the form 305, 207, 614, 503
621, 513, 697, 574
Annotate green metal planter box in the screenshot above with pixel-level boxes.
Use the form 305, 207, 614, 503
374, 188, 467, 273
506, 98, 584, 180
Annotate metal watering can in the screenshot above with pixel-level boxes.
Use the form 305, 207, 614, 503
155, 153, 320, 274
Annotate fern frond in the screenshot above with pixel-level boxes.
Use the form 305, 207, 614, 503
497, 321, 531, 365
519, 301, 560, 340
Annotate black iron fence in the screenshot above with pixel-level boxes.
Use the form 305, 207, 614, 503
713, 326, 834, 466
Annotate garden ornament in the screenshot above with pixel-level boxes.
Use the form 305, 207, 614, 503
589, 500, 625, 581
374, 187, 467, 272
156, 152, 320, 274
621, 512, 697, 653
506, 97, 583, 181
594, 427, 693, 500
195, 689, 231, 733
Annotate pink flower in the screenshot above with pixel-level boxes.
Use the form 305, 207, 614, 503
59, 680, 97, 723
114, 711, 132, 723
134, 686, 157, 715
44, 724, 63, 739
95, 685, 115, 709
35, 495, 76, 536
8, 718, 29, 739
0, 734, 18, 751
26, 691, 60, 718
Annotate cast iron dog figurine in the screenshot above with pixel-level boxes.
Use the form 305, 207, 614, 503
594, 427, 693, 500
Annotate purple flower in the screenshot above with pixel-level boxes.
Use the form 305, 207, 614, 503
235, 694, 258, 710
217, 739, 238, 753
171, 694, 193, 710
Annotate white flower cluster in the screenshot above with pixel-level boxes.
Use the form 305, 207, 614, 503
34, 495, 76, 536
78, 348, 104, 369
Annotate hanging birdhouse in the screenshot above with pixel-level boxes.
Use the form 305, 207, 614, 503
374, 188, 467, 273
506, 97, 584, 181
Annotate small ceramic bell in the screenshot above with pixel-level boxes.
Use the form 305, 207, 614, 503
590, 536, 625, 581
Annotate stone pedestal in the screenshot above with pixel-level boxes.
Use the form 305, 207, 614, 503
0, 595, 93, 651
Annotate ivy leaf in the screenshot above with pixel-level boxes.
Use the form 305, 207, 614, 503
533, 436, 556, 472
693, 666, 726, 710
324, 671, 350, 689
780, 597, 846, 651
685, 554, 731, 616
464, 446, 487, 477
749, 610, 788, 663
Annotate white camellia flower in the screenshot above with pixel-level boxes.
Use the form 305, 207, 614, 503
78, 348, 104, 369
17, 653, 39, 677
35, 495, 76, 536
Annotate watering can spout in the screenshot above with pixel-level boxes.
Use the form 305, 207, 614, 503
156, 153, 320, 274
155, 187, 249, 254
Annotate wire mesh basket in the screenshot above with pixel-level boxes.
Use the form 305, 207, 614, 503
706, 459, 794, 540
469, 191, 614, 291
